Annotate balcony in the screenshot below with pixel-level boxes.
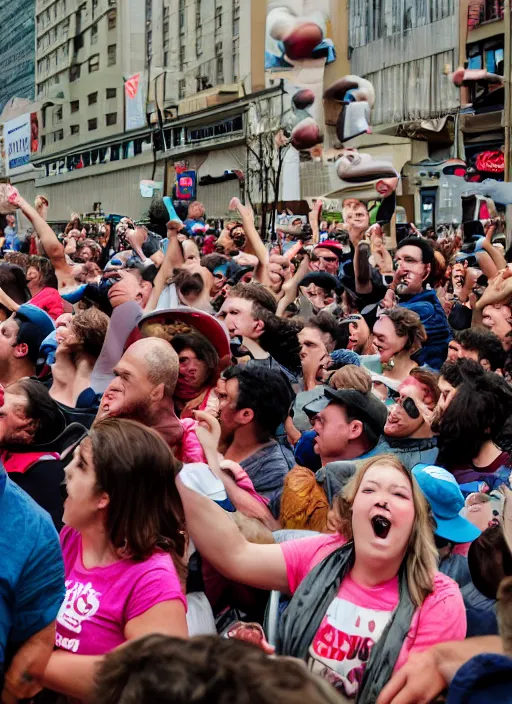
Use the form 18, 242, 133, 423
468, 0, 504, 30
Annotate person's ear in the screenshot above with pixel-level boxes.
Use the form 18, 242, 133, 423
348, 419, 363, 440
236, 408, 254, 426
97, 492, 110, 511
253, 318, 265, 336
13, 342, 29, 359
422, 263, 431, 283
150, 382, 165, 403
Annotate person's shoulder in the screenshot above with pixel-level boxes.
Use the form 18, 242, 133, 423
282, 532, 346, 564
256, 442, 294, 466
427, 571, 465, 605
3, 477, 56, 530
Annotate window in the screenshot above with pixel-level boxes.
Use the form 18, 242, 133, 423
69, 64, 80, 81
91, 23, 98, 44
70, 100, 79, 113
147, 30, 152, 58
38, 83, 44, 95
163, 5, 169, 19
92, 0, 98, 17
106, 112, 117, 126
71, 124, 80, 135
107, 9, 117, 29
55, 129, 64, 141
107, 44, 116, 66
88, 118, 98, 131
106, 87, 117, 99
215, 5, 222, 30
178, 78, 186, 100
108, 0, 116, 6
215, 41, 222, 56
232, 0, 240, 38
88, 91, 98, 105
179, 44, 185, 70
196, 36, 202, 56
164, 51, 169, 66
54, 106, 63, 123
232, 37, 239, 82
42, 135, 46, 148
179, 0, 185, 32
89, 54, 100, 72
216, 56, 224, 83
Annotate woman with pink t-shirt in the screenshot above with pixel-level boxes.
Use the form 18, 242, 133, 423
178, 445, 466, 702
40, 418, 188, 701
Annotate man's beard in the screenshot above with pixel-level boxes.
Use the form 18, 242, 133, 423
116, 399, 154, 426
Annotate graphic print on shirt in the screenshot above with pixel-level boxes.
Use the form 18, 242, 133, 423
56, 580, 101, 652
308, 597, 392, 698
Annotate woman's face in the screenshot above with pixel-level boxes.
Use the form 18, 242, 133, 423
351, 464, 415, 566
372, 315, 407, 363
26, 266, 42, 290
177, 347, 210, 390
63, 439, 108, 530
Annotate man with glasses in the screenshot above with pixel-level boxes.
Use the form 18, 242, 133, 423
383, 237, 451, 370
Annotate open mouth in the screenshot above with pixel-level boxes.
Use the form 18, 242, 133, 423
371, 515, 391, 539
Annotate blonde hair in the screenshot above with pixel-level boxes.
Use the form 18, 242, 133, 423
334, 454, 437, 607
329, 365, 372, 394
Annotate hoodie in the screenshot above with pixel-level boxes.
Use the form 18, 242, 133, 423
399, 288, 452, 370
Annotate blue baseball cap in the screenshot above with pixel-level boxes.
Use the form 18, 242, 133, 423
413, 464, 481, 544
15, 304, 56, 365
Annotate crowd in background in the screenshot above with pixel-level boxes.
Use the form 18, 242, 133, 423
1, 183, 512, 703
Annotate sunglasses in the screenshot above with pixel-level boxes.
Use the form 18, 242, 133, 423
388, 390, 420, 419
315, 255, 339, 264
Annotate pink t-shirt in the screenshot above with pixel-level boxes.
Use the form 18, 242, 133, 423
281, 533, 466, 699
55, 527, 187, 655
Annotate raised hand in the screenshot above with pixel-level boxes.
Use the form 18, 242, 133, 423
193, 410, 221, 456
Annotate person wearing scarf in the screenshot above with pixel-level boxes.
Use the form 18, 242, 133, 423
171, 332, 220, 419
177, 451, 466, 702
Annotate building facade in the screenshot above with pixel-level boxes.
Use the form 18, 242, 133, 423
35, 0, 146, 154
18, 0, 271, 221
458, 0, 506, 176
347, 0, 462, 227
0, 0, 36, 113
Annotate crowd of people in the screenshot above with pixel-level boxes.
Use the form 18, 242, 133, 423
1, 184, 512, 704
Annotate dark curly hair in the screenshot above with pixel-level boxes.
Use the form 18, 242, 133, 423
436, 370, 512, 468
222, 364, 294, 442
456, 328, 506, 372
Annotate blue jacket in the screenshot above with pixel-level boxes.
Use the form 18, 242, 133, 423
400, 288, 452, 370
447, 653, 512, 703
0, 465, 65, 684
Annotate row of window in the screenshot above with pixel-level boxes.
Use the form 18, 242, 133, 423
37, 16, 70, 50
44, 112, 118, 145
38, 0, 66, 30
37, 43, 69, 75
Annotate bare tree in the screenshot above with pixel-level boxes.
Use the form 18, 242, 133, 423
245, 83, 292, 239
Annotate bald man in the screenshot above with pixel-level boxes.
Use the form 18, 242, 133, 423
96, 337, 204, 463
